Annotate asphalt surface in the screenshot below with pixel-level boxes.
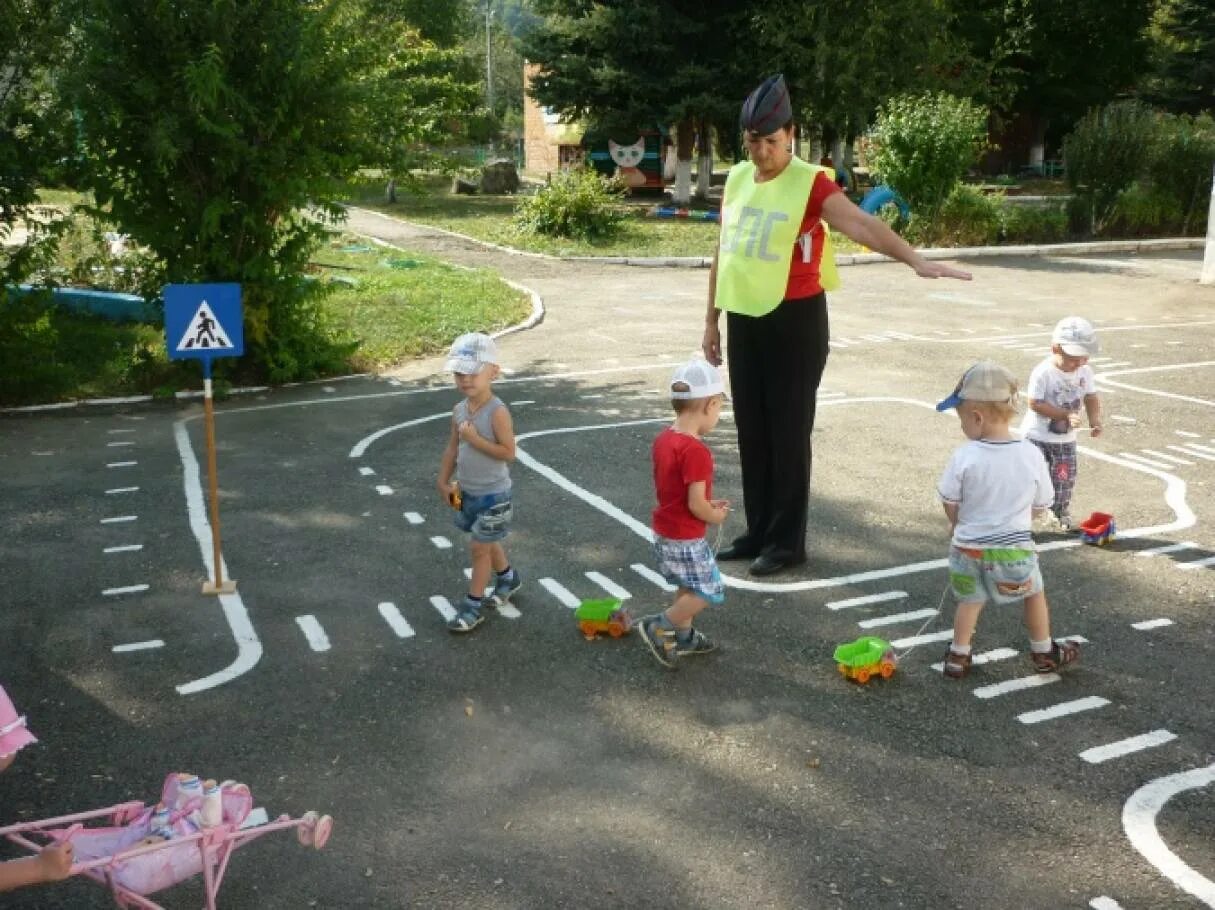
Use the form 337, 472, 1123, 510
2, 224, 1214, 908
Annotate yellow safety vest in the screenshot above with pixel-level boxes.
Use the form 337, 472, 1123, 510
715, 157, 840, 318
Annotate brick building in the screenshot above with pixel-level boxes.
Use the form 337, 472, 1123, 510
522, 63, 584, 177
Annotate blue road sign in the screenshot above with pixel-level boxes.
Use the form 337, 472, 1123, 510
165, 283, 244, 364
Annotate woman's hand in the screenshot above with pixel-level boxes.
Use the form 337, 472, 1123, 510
702, 322, 723, 366
914, 259, 972, 280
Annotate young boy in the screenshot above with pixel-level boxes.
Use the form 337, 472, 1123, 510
1020, 316, 1103, 529
436, 333, 521, 633
638, 361, 730, 669
935, 361, 1081, 679
0, 683, 74, 893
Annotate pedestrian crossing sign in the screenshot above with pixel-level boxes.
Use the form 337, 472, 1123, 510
165, 283, 243, 362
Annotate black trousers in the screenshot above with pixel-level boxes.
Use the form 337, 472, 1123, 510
726, 294, 830, 560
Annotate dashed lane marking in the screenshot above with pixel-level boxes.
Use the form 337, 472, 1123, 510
107, 461, 137, 468
295, 615, 331, 652
107, 440, 135, 447
1017, 696, 1110, 725
857, 608, 938, 629
429, 595, 456, 622
102, 584, 149, 596
585, 571, 631, 601
1131, 618, 1175, 630
1081, 730, 1177, 764
105, 486, 139, 494
1168, 445, 1215, 462
103, 544, 142, 554
1176, 430, 1201, 438
889, 629, 952, 649
359, 466, 375, 476
631, 563, 676, 592
930, 648, 1018, 673
1135, 541, 1198, 557
539, 577, 581, 608
100, 515, 137, 524
429, 536, 452, 549
112, 640, 165, 653
375, 484, 394, 495
1141, 449, 1193, 466
377, 602, 415, 639
973, 674, 1061, 699
827, 591, 908, 611
1178, 555, 1215, 571
403, 512, 424, 525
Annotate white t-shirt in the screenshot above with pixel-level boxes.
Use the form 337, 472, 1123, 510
938, 439, 1054, 548
1020, 357, 1095, 443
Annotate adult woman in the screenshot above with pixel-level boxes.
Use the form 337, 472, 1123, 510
703, 74, 972, 576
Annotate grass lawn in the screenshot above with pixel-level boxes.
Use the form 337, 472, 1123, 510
1, 229, 531, 406
344, 175, 866, 258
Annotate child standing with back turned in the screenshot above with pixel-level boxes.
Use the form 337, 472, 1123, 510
1021, 316, 1103, 529
638, 361, 730, 669
436, 333, 522, 633
935, 361, 1081, 680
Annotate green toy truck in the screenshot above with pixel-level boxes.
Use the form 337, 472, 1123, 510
574, 598, 634, 640
833, 636, 898, 684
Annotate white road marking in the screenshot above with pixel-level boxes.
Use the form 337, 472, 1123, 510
1117, 451, 1176, 468
1090, 356, 1115, 363
1178, 555, 1215, 570
585, 571, 631, 600
108, 428, 136, 434
359, 466, 375, 476
1096, 360, 1215, 409
105, 486, 139, 494
430, 536, 452, 549
889, 629, 953, 649
1122, 763, 1215, 905
375, 484, 394, 495
927, 293, 995, 308
100, 515, 137, 524
857, 608, 938, 629
295, 615, 331, 652
973, 674, 1061, 699
834, 336, 859, 345
510, 399, 536, 405
1176, 430, 1201, 438
1141, 449, 1193, 465
1098, 361, 1134, 369
323, 386, 336, 393
107, 440, 135, 447
112, 640, 165, 653
430, 595, 457, 622
1135, 541, 1197, 557
631, 563, 677, 592
172, 420, 262, 696
1089, 897, 1124, 909
580, 394, 604, 400
828, 341, 849, 349
539, 577, 581, 608
103, 544, 142, 554
930, 647, 1018, 672
1081, 730, 1177, 765
102, 584, 148, 596
1171, 445, 1215, 461
1132, 618, 1175, 630
1110, 415, 1137, 423
1184, 443, 1215, 455
403, 512, 424, 525
827, 591, 907, 611
107, 461, 137, 468
377, 602, 415, 639
1017, 696, 1109, 724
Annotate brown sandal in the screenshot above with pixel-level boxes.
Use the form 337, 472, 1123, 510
1031, 639, 1081, 673
942, 648, 973, 679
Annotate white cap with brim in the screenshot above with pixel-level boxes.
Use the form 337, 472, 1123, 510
1051, 316, 1099, 356
669, 360, 726, 400
936, 360, 1017, 412
445, 332, 499, 374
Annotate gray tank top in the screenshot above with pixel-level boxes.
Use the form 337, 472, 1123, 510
454, 397, 511, 495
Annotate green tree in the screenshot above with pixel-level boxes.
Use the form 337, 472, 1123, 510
1142, 0, 1215, 114
523, 0, 762, 204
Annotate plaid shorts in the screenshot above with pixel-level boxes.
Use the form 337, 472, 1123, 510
652, 535, 725, 605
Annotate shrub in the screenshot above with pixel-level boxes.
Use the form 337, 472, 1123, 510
1063, 101, 1155, 234
513, 167, 627, 242
999, 201, 1069, 244
929, 185, 1002, 246
868, 93, 988, 233
1106, 181, 1184, 237
1147, 112, 1215, 234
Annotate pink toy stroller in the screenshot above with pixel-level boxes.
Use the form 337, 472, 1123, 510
0, 773, 333, 909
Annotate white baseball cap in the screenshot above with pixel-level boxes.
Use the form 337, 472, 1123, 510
445, 333, 499, 374
669, 360, 726, 399
1052, 316, 1099, 356
936, 360, 1018, 412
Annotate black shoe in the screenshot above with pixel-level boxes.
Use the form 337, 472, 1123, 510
717, 542, 759, 561
749, 553, 805, 576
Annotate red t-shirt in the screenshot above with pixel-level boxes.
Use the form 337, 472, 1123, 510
785, 171, 843, 300
651, 428, 714, 540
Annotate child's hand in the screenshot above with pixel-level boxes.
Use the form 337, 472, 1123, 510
710, 499, 730, 524
1068, 412, 1082, 428
1090, 423, 1103, 438
457, 420, 480, 442
37, 843, 73, 882
437, 480, 457, 505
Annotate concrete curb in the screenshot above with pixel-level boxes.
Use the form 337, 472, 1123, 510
343, 206, 1206, 269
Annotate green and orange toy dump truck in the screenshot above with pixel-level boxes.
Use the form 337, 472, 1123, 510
574, 598, 634, 640
833, 636, 898, 684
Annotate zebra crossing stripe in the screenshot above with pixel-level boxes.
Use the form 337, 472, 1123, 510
585, 571, 631, 600
539, 577, 581, 608
630, 563, 676, 592
1079, 729, 1177, 764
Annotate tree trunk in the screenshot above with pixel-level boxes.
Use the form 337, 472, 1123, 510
385, 178, 397, 204
673, 117, 694, 206
695, 116, 712, 200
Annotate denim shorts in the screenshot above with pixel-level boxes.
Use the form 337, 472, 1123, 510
948, 546, 1042, 605
454, 490, 513, 543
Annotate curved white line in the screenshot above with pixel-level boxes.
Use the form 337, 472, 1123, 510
349, 412, 449, 459
172, 420, 263, 696
1122, 763, 1215, 906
